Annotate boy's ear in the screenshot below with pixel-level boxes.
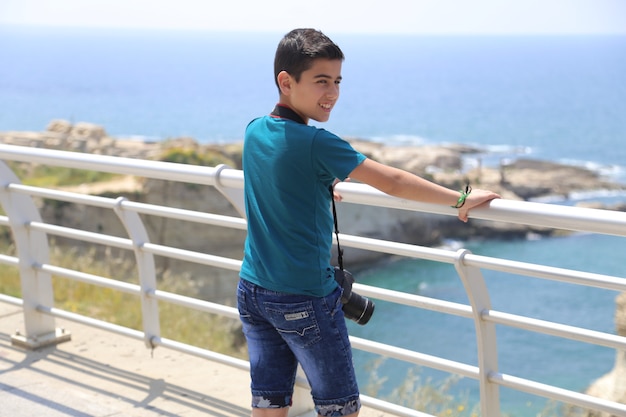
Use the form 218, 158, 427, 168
277, 71, 292, 96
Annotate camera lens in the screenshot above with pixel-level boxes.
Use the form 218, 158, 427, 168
343, 292, 375, 325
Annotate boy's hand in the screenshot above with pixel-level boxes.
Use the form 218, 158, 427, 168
457, 189, 500, 223
332, 178, 350, 201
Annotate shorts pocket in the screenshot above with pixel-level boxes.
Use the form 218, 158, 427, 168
264, 300, 321, 348
237, 281, 254, 324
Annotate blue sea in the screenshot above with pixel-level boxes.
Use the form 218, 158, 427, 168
1, 26, 626, 416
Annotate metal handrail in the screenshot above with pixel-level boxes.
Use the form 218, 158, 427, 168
1, 143, 626, 417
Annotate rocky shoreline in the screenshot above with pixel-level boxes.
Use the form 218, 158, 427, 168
4, 119, 626, 264
2, 119, 625, 207
3, 119, 626, 256
3, 121, 626, 410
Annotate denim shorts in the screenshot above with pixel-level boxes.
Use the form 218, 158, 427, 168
237, 278, 360, 416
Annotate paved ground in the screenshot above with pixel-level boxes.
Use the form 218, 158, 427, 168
0, 303, 396, 417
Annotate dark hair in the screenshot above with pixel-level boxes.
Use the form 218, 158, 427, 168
273, 28, 344, 90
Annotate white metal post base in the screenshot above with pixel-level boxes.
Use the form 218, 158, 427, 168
11, 328, 72, 350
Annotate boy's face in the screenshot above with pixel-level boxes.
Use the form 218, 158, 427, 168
278, 58, 342, 124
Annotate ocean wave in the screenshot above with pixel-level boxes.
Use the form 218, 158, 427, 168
483, 144, 533, 156
460, 145, 533, 171
368, 134, 428, 146
558, 158, 626, 181
115, 134, 161, 143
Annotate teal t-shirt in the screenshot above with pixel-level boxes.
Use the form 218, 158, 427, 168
240, 114, 366, 297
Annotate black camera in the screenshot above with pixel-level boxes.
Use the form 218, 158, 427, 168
334, 266, 375, 325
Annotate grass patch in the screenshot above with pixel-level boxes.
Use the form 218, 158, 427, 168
364, 358, 477, 417
6, 161, 118, 187
0, 242, 246, 358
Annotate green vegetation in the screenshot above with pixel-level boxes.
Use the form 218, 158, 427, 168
159, 145, 242, 168
160, 147, 225, 166
364, 358, 478, 417
363, 357, 589, 417
6, 161, 118, 187
0, 242, 246, 358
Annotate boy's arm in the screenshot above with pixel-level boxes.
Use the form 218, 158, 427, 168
348, 158, 500, 222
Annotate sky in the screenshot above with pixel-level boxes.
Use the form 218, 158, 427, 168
1, 0, 625, 35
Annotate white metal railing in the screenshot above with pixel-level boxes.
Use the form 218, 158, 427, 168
1, 143, 626, 417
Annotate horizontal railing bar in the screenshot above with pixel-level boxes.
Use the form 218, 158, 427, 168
153, 336, 250, 371
353, 283, 474, 319
7, 183, 120, 209
6, 183, 248, 231
39, 304, 145, 340
29, 218, 626, 297
483, 310, 626, 351
141, 242, 242, 271
340, 234, 626, 293
151, 290, 240, 320
349, 336, 479, 379
29, 222, 134, 250
337, 233, 458, 264
36, 303, 252, 373
119, 200, 247, 230
37, 263, 141, 295
464, 253, 626, 292
0, 143, 229, 186
333, 182, 626, 237
490, 372, 626, 416
0, 294, 23, 307
358, 396, 434, 417
0, 253, 19, 267
3, 142, 626, 237
477, 199, 626, 238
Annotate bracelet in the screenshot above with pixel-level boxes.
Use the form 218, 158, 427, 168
452, 184, 472, 208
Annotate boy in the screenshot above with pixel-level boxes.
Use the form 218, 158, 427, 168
238, 28, 500, 417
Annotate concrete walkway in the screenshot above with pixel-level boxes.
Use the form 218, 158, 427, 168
0, 303, 394, 417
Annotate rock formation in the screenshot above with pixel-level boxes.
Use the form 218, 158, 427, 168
584, 292, 626, 417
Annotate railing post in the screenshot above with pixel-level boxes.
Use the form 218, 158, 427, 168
214, 164, 246, 219
454, 248, 500, 417
112, 197, 160, 349
0, 162, 71, 349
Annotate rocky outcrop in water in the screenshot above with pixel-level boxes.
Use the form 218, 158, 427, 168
584, 292, 626, 417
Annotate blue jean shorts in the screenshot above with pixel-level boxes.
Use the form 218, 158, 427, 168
237, 278, 360, 416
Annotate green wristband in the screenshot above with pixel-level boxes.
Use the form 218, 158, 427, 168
452, 184, 472, 208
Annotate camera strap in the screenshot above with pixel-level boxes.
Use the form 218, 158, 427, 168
329, 185, 344, 271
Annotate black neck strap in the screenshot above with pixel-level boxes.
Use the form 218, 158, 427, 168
330, 185, 344, 270
270, 104, 306, 125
